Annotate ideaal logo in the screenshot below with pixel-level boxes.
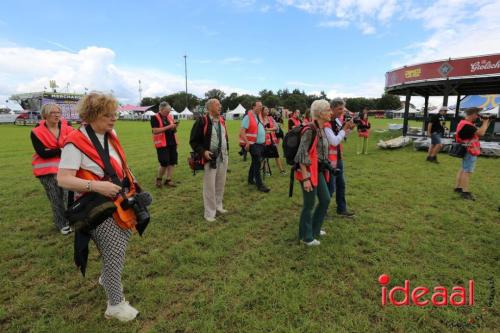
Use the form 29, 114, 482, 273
379, 274, 474, 307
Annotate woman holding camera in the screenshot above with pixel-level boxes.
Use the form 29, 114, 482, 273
294, 100, 332, 246
454, 107, 490, 200
31, 103, 74, 235
262, 106, 286, 175
57, 92, 140, 322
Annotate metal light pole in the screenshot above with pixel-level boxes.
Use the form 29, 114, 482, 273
184, 54, 188, 109
138, 79, 143, 105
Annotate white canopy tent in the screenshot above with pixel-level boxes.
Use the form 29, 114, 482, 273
225, 104, 246, 120
428, 105, 456, 115
180, 107, 193, 120
393, 106, 418, 119
480, 105, 499, 117
170, 109, 180, 120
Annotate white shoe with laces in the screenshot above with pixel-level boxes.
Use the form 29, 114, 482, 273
60, 226, 72, 235
320, 230, 327, 236
216, 208, 228, 214
205, 216, 216, 222
105, 300, 139, 322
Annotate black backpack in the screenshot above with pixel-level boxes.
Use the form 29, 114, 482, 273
282, 124, 317, 166
282, 124, 317, 197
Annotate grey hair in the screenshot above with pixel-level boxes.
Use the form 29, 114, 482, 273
205, 98, 219, 111
159, 101, 171, 111
330, 97, 345, 109
41, 103, 61, 119
310, 99, 330, 120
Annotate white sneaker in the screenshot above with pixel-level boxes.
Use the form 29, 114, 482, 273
304, 239, 321, 246
216, 208, 228, 214
60, 226, 72, 235
205, 216, 216, 222
320, 230, 327, 236
105, 300, 139, 322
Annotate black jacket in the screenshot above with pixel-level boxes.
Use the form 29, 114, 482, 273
189, 115, 229, 155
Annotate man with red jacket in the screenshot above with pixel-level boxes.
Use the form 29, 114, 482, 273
454, 107, 490, 200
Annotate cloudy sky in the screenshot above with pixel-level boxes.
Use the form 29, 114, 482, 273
1, 0, 499, 106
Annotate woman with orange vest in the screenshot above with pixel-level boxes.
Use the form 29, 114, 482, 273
454, 107, 490, 200
262, 106, 286, 175
356, 109, 371, 155
302, 109, 312, 125
151, 101, 179, 188
31, 103, 74, 235
57, 92, 142, 322
288, 109, 301, 131
294, 100, 332, 246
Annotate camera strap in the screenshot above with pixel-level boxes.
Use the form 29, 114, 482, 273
85, 125, 126, 198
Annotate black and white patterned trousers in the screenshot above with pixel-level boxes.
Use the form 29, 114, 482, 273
91, 217, 132, 305
38, 174, 69, 231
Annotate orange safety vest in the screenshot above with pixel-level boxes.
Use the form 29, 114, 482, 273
243, 111, 259, 144
294, 125, 330, 187
456, 120, 481, 156
264, 116, 278, 145
64, 130, 138, 230
324, 122, 338, 166
289, 116, 301, 131
357, 118, 370, 138
153, 113, 178, 148
32, 119, 73, 177
302, 117, 311, 125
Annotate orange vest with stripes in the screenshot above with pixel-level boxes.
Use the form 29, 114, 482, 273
153, 113, 178, 148
64, 130, 138, 230
265, 116, 278, 145
32, 120, 73, 177
243, 111, 259, 144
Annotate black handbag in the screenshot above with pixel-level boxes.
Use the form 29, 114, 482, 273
65, 192, 116, 232
448, 142, 467, 158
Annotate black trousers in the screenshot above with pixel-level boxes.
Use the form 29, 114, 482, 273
248, 143, 264, 186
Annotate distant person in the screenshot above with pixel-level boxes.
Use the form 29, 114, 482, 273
454, 107, 490, 200
31, 103, 74, 235
190, 98, 229, 222
426, 106, 447, 163
58, 92, 143, 322
326, 98, 356, 218
356, 108, 371, 155
240, 100, 270, 193
151, 102, 178, 188
302, 109, 312, 125
295, 100, 332, 246
262, 106, 286, 175
288, 109, 301, 131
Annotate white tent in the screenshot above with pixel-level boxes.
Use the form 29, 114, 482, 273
393, 106, 418, 119
170, 109, 180, 120
428, 105, 456, 115
480, 105, 499, 117
142, 110, 156, 120
180, 107, 193, 120
225, 104, 246, 120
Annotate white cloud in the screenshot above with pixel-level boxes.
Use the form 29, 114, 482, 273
285, 78, 385, 98
0, 46, 249, 105
318, 20, 350, 28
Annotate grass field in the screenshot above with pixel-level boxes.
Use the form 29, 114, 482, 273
0, 119, 498, 333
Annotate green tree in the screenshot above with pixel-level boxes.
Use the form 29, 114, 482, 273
164, 92, 199, 111
205, 89, 226, 101
376, 93, 402, 110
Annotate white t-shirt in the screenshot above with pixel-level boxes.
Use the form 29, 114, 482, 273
59, 127, 122, 178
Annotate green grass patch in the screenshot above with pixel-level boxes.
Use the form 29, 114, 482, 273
0, 119, 498, 332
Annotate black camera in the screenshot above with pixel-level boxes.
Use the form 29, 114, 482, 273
208, 150, 220, 169
319, 161, 341, 176
480, 114, 496, 120
120, 191, 153, 225
345, 112, 361, 125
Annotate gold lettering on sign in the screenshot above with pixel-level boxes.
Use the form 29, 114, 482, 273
405, 68, 421, 78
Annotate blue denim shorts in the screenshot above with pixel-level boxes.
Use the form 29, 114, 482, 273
430, 132, 442, 145
462, 153, 477, 173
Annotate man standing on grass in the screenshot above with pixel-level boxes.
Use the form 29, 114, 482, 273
325, 98, 356, 218
151, 101, 178, 188
426, 106, 447, 163
240, 100, 270, 193
190, 98, 229, 222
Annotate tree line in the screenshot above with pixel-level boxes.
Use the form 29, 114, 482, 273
141, 88, 402, 113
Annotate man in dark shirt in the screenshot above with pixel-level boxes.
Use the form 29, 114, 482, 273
426, 106, 447, 163
151, 102, 178, 188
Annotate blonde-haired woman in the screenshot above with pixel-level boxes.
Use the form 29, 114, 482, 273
31, 103, 74, 234
58, 92, 140, 322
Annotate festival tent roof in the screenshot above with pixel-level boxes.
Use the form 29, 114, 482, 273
394, 106, 418, 114
480, 105, 499, 116
0, 100, 24, 111
428, 105, 456, 115
144, 110, 156, 116
170, 109, 179, 115
180, 107, 193, 115
225, 104, 246, 119
450, 95, 500, 110
117, 104, 154, 112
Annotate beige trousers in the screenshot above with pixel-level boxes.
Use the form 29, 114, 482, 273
203, 156, 228, 219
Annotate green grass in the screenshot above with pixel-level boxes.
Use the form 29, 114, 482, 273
0, 119, 498, 333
